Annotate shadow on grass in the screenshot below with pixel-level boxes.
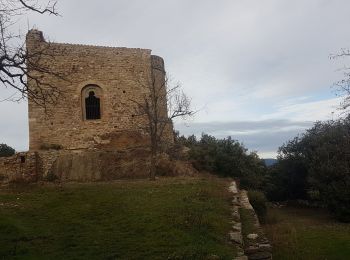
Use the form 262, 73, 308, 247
262, 206, 350, 260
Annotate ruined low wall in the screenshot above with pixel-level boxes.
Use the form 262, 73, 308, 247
228, 182, 272, 260
0, 148, 151, 184
240, 190, 272, 260
0, 152, 39, 183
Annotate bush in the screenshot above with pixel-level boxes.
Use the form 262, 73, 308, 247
248, 190, 267, 223
176, 134, 267, 189
268, 116, 350, 222
0, 143, 15, 157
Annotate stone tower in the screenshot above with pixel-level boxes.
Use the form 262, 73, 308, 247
26, 29, 173, 152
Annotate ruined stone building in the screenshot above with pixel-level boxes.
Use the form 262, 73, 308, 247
26, 29, 173, 151
0, 30, 174, 182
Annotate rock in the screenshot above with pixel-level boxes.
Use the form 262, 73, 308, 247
239, 190, 253, 210
247, 233, 259, 240
232, 223, 242, 231
248, 252, 272, 260
232, 196, 240, 205
228, 181, 238, 193
232, 205, 239, 211
245, 245, 260, 254
237, 246, 245, 257
232, 209, 239, 215
232, 211, 240, 220
229, 231, 242, 244
258, 243, 272, 251
234, 256, 248, 260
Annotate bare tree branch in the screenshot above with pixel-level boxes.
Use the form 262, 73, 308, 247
331, 49, 350, 113
130, 61, 194, 180
0, 0, 62, 108
18, 0, 58, 15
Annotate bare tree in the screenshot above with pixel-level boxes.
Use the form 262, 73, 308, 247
132, 58, 194, 180
0, 0, 61, 107
330, 49, 350, 113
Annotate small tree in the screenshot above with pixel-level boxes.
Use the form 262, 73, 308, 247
0, 143, 15, 157
132, 60, 194, 180
268, 117, 350, 221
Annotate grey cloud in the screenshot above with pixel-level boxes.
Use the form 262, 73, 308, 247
1, 1, 348, 155
175, 119, 313, 157
24, 1, 350, 107
176, 119, 312, 133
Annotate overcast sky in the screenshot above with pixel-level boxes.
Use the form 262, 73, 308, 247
1, 0, 350, 158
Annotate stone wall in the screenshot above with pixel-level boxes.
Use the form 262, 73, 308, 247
240, 190, 272, 260
0, 30, 177, 184
0, 152, 39, 184
48, 149, 151, 181
228, 182, 272, 260
0, 149, 152, 184
26, 29, 173, 151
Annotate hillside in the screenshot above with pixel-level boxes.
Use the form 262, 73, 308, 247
0, 177, 237, 259
263, 158, 277, 167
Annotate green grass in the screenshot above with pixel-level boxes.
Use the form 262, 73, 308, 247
263, 206, 350, 260
0, 177, 236, 259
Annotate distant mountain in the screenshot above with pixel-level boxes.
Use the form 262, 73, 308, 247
263, 158, 277, 167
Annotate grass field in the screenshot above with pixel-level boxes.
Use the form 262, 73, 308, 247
0, 177, 236, 259
263, 206, 350, 260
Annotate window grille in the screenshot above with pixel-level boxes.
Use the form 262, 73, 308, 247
85, 91, 101, 120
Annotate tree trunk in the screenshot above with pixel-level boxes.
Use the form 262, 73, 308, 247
149, 148, 157, 181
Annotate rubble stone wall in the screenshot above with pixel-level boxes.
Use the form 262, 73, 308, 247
229, 182, 272, 260
0, 149, 151, 184
0, 152, 39, 183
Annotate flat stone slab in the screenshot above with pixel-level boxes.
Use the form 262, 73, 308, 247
232, 211, 240, 220
228, 181, 238, 193
232, 223, 242, 231
247, 233, 259, 240
232, 196, 240, 205
229, 231, 243, 244
245, 244, 272, 254
247, 252, 272, 260
258, 243, 272, 251
234, 256, 248, 260
240, 190, 253, 210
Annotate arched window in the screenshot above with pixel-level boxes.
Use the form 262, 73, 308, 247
82, 85, 102, 120
85, 91, 101, 119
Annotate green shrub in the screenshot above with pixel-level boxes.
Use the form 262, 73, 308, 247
176, 134, 267, 190
0, 143, 15, 157
270, 116, 350, 222
248, 190, 267, 223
